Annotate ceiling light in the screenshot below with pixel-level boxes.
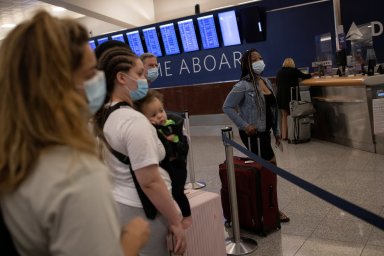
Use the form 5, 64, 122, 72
52, 6, 67, 12
237, 0, 263, 5
1, 24, 16, 28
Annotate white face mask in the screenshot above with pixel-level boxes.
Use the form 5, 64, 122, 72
83, 71, 106, 114
147, 67, 159, 82
252, 60, 266, 75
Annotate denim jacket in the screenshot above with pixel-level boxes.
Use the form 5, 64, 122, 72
222, 76, 280, 136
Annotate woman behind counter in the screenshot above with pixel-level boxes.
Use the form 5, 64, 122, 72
276, 58, 312, 140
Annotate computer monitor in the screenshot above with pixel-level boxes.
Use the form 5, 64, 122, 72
111, 34, 126, 43
218, 10, 241, 46
97, 37, 109, 46
142, 27, 163, 57
197, 14, 220, 50
177, 19, 199, 52
159, 23, 180, 55
126, 30, 145, 56
89, 40, 96, 50
238, 6, 266, 43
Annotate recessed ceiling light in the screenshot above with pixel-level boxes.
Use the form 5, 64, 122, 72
1, 24, 16, 28
52, 6, 67, 12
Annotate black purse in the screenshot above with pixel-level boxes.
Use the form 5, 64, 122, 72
102, 102, 157, 219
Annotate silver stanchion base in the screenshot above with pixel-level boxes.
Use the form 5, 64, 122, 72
184, 181, 206, 189
225, 237, 258, 255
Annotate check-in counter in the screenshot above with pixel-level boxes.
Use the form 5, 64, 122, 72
301, 75, 384, 154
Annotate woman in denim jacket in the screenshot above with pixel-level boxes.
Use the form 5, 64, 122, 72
223, 49, 289, 222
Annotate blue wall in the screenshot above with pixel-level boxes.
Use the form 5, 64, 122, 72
152, 0, 334, 88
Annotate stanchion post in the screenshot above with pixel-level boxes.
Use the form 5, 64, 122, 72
184, 110, 206, 189
221, 127, 257, 255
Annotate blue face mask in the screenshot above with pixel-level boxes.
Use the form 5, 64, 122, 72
83, 71, 106, 114
252, 60, 266, 75
147, 67, 159, 82
129, 79, 149, 101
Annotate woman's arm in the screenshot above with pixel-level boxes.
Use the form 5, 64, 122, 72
134, 165, 186, 255
296, 68, 312, 79
222, 82, 248, 130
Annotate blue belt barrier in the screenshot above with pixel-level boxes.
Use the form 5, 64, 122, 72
222, 134, 384, 231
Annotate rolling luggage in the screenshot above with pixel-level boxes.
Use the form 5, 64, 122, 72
288, 86, 313, 144
169, 190, 226, 256
287, 115, 311, 143
219, 137, 280, 236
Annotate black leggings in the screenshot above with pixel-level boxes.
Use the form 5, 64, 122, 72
239, 130, 275, 161
166, 160, 191, 217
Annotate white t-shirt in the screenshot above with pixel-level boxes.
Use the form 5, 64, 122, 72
103, 104, 171, 207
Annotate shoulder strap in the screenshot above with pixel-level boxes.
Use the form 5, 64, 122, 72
102, 102, 131, 165
101, 102, 157, 219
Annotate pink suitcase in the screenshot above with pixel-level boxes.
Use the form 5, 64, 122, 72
170, 189, 226, 256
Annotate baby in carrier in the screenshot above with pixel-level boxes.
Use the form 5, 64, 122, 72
135, 89, 192, 229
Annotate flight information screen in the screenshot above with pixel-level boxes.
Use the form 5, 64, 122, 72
159, 23, 180, 55
143, 27, 162, 57
89, 40, 96, 50
218, 10, 241, 46
97, 37, 109, 46
197, 15, 220, 49
111, 34, 125, 43
126, 30, 144, 56
177, 19, 199, 52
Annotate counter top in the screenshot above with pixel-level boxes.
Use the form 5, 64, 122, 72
301, 76, 365, 86
301, 74, 384, 87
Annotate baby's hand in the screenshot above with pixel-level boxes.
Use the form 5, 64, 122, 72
166, 134, 176, 142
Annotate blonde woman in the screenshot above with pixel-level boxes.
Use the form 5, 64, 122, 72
276, 58, 312, 140
0, 11, 149, 256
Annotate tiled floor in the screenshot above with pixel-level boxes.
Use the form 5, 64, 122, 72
187, 134, 384, 256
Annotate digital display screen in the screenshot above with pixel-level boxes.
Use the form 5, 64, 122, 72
126, 30, 144, 56
97, 37, 109, 46
177, 19, 199, 52
218, 10, 241, 46
197, 15, 220, 49
111, 34, 125, 43
89, 40, 96, 50
159, 23, 180, 55
142, 27, 162, 57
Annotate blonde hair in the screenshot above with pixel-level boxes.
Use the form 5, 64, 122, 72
0, 11, 96, 194
282, 58, 296, 68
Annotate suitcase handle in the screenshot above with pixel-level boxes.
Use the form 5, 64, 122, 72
248, 135, 261, 157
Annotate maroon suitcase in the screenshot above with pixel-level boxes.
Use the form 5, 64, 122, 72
219, 156, 281, 236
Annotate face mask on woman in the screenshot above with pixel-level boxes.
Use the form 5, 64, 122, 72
83, 70, 106, 114
130, 79, 149, 101
252, 60, 266, 75
147, 67, 159, 82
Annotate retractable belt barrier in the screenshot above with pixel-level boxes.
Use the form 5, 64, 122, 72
222, 132, 384, 232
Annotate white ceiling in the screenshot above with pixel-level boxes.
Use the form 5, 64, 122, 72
0, 0, 262, 40
0, 0, 85, 40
